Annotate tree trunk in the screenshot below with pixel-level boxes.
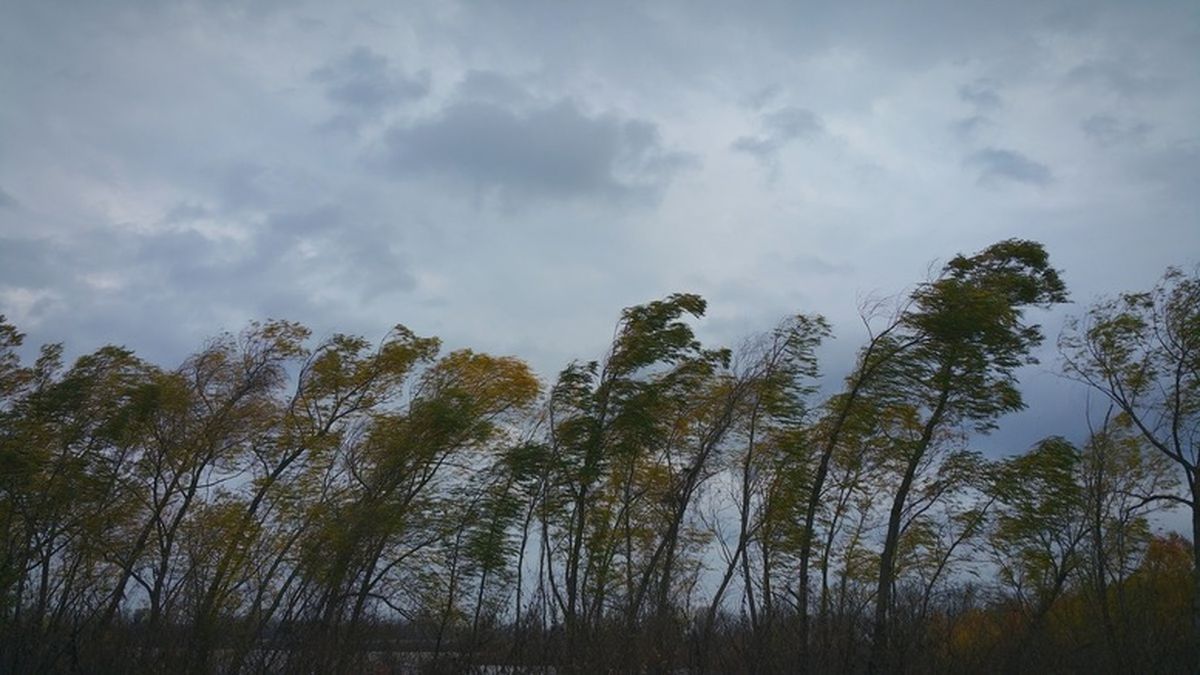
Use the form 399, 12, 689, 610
1191, 475, 1200, 675
867, 379, 949, 675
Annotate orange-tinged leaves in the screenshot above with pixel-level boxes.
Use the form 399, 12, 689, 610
423, 349, 540, 419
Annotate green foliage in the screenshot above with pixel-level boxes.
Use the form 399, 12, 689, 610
1, 245, 1196, 674
1061, 266, 1199, 467
901, 238, 1068, 429
991, 437, 1087, 608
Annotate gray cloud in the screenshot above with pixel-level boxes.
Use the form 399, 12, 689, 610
0, 0, 1197, 459
211, 162, 275, 212
311, 46, 430, 131
374, 95, 692, 202
966, 148, 1053, 186
743, 84, 783, 111
162, 202, 212, 223
147, 205, 420, 304
456, 70, 535, 106
1065, 59, 1170, 97
0, 236, 55, 287
959, 79, 1002, 110
951, 114, 994, 140
1081, 114, 1152, 147
733, 106, 822, 166
952, 80, 1002, 142
1137, 142, 1200, 201
0, 199, 418, 362
0, 187, 17, 209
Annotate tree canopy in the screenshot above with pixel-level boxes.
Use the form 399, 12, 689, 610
0, 246, 1195, 674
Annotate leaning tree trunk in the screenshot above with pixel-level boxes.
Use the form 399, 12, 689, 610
1191, 475, 1200, 675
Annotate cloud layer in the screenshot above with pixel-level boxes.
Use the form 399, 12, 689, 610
1, 0, 1198, 455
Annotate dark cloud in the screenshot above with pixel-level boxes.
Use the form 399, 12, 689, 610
0, 0, 1196, 457
0, 236, 55, 287
952, 80, 1002, 142
135, 206, 419, 304
0, 187, 17, 209
951, 114, 993, 140
260, 206, 418, 298
743, 84, 783, 111
213, 162, 274, 211
456, 70, 534, 106
958, 79, 1002, 110
965, 148, 1053, 186
1137, 142, 1200, 201
732, 106, 822, 165
1065, 59, 1170, 97
0, 200, 417, 361
311, 47, 430, 131
162, 202, 212, 223
374, 96, 691, 202
763, 108, 823, 141
1080, 114, 1152, 147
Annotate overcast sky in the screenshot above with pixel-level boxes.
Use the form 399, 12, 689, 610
2, 0, 1198, 458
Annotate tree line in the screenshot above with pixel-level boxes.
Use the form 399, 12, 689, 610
0, 239, 1196, 673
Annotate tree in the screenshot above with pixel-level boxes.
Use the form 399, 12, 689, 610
0, 338, 156, 671
864, 239, 1067, 673
1078, 415, 1178, 669
539, 293, 732, 669
989, 437, 1088, 668
296, 345, 538, 671
699, 314, 828, 667
1061, 265, 1200, 670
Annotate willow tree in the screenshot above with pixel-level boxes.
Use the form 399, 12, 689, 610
700, 313, 828, 662
295, 346, 539, 671
989, 436, 1088, 667
1078, 416, 1178, 670
864, 239, 1067, 673
0, 317, 25, 638
540, 293, 733, 668
186, 322, 441, 670
0, 340, 156, 672
1061, 266, 1200, 670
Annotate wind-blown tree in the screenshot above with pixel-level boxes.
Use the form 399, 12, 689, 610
699, 314, 829, 667
863, 239, 1067, 673
495, 439, 552, 663
0, 317, 29, 408
0, 317, 26, 641
6, 250, 1200, 673
791, 300, 915, 672
539, 293, 734, 668
19, 319, 312, 672
1121, 532, 1195, 670
293, 346, 538, 671
1075, 416, 1179, 670
413, 440, 551, 675
184, 322, 441, 670
0, 317, 44, 635
989, 437, 1088, 669
0, 317, 542, 673
1060, 266, 1199, 670
0, 341, 155, 673
807, 414, 886, 672
888, 446, 993, 665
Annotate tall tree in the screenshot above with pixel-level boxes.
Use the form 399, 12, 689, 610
989, 437, 1088, 668
1078, 415, 1179, 670
1061, 266, 1200, 670
540, 293, 730, 668
700, 314, 828, 663
865, 239, 1067, 673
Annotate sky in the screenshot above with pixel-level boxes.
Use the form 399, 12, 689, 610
1, 0, 1198, 460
